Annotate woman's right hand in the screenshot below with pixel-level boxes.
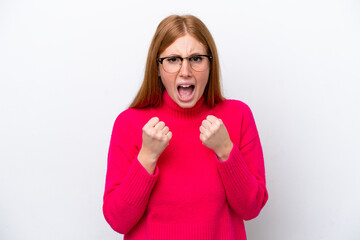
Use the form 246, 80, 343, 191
138, 117, 172, 174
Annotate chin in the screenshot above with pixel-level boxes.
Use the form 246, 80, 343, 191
176, 101, 196, 108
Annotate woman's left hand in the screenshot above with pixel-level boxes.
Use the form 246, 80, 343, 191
200, 115, 234, 162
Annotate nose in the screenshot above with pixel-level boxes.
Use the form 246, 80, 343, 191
179, 59, 192, 77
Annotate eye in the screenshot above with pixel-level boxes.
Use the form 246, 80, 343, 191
166, 56, 180, 63
189, 56, 203, 63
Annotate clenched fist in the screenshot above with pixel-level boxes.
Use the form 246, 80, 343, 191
138, 117, 172, 174
200, 115, 233, 162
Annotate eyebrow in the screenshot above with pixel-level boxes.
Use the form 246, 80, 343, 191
165, 52, 206, 57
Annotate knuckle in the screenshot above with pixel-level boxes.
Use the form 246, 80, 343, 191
149, 129, 157, 137
156, 132, 163, 139
143, 127, 150, 134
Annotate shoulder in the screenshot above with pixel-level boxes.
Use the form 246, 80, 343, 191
213, 98, 259, 143
115, 108, 144, 123
214, 98, 254, 119
110, 107, 152, 145
112, 107, 152, 132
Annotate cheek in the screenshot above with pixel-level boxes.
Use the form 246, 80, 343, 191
159, 71, 175, 89
197, 71, 210, 89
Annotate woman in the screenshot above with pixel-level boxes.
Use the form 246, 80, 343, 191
103, 14, 268, 240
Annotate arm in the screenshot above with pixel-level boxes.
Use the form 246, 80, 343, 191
102, 113, 159, 234
103, 113, 172, 234
200, 106, 268, 220
215, 135, 268, 220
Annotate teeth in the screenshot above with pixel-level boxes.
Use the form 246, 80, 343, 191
179, 85, 191, 88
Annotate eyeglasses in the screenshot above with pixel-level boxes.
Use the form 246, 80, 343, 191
157, 55, 212, 73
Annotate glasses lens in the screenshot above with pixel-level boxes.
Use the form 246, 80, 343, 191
161, 56, 210, 73
162, 57, 181, 73
189, 56, 209, 72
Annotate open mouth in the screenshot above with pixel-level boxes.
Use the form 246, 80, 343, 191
177, 84, 195, 101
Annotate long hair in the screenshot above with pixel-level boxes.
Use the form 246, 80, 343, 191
129, 15, 223, 108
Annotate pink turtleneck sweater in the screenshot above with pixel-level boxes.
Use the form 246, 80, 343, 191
103, 91, 268, 240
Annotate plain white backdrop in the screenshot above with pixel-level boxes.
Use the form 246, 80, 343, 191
1, 0, 359, 239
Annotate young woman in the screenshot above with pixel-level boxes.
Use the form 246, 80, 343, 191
103, 14, 268, 240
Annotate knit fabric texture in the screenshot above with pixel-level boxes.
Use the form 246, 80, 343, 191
103, 90, 268, 240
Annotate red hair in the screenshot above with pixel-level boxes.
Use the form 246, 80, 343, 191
129, 15, 223, 108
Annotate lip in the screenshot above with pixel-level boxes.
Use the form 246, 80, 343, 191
176, 82, 195, 102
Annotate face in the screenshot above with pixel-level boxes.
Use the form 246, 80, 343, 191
158, 34, 210, 108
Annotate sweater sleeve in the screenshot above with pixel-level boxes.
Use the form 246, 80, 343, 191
215, 105, 268, 220
102, 111, 159, 234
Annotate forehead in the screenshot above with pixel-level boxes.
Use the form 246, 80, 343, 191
160, 34, 207, 56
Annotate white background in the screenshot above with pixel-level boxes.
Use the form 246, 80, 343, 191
1, 0, 359, 239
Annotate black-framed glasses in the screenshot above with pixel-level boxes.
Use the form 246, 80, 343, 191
157, 55, 212, 73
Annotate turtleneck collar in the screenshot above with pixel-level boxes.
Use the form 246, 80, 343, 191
159, 90, 210, 121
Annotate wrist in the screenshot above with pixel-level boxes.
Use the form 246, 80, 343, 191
216, 142, 234, 162
138, 149, 158, 175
